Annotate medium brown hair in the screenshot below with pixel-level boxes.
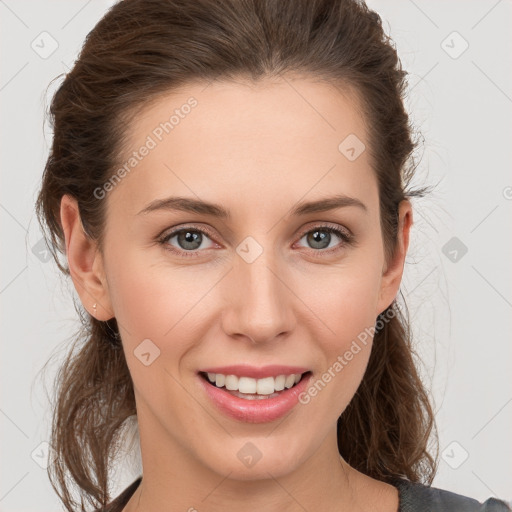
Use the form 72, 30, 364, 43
35, 0, 438, 509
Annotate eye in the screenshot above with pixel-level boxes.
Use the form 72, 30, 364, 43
158, 223, 353, 259
158, 226, 217, 258
295, 224, 353, 254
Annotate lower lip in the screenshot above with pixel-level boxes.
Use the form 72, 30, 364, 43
198, 372, 312, 423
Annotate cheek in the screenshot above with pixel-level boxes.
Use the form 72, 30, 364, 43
104, 247, 186, 346
105, 247, 224, 362
105, 257, 210, 404
302, 255, 383, 344
296, 256, 383, 411
330, 273, 381, 340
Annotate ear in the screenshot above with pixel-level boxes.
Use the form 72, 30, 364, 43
376, 200, 413, 315
60, 194, 114, 320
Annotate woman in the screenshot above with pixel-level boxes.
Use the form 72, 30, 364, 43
35, 0, 510, 511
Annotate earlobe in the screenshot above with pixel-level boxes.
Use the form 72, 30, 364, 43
60, 194, 114, 321
376, 200, 413, 315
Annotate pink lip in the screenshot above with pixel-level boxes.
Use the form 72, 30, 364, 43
198, 371, 312, 423
198, 364, 310, 379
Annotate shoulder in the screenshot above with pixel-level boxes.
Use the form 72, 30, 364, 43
390, 477, 512, 512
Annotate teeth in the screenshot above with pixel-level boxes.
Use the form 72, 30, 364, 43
274, 375, 285, 391
225, 375, 238, 391
285, 374, 295, 389
205, 372, 305, 395
256, 377, 274, 395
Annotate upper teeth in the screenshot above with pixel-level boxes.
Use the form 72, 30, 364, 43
206, 373, 303, 395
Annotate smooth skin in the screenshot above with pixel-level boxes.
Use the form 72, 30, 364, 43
60, 75, 412, 512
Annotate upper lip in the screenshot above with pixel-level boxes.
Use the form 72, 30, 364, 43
198, 365, 310, 379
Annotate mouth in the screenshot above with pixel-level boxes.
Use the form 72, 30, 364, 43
198, 371, 312, 400
197, 369, 313, 423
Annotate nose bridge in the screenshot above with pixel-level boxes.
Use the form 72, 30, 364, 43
224, 237, 295, 343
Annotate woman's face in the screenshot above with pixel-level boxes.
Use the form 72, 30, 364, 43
66, 76, 410, 481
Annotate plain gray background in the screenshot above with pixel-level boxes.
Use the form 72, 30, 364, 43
1, 0, 511, 510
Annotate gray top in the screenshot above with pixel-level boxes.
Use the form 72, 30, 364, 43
389, 476, 511, 511
99, 476, 511, 511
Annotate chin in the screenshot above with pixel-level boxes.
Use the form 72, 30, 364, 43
199, 438, 307, 481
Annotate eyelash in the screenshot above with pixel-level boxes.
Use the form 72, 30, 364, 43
157, 224, 353, 259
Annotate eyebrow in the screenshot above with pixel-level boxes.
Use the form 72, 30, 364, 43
136, 193, 367, 218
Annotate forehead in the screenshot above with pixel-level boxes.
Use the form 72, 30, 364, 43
107, 77, 376, 219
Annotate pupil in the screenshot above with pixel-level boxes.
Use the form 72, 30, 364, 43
179, 230, 201, 250
308, 230, 330, 249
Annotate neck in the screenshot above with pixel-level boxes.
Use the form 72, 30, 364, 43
122, 404, 398, 512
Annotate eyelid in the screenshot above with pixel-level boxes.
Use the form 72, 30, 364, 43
158, 222, 217, 240
296, 221, 352, 240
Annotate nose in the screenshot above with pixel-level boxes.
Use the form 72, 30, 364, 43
221, 246, 296, 345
